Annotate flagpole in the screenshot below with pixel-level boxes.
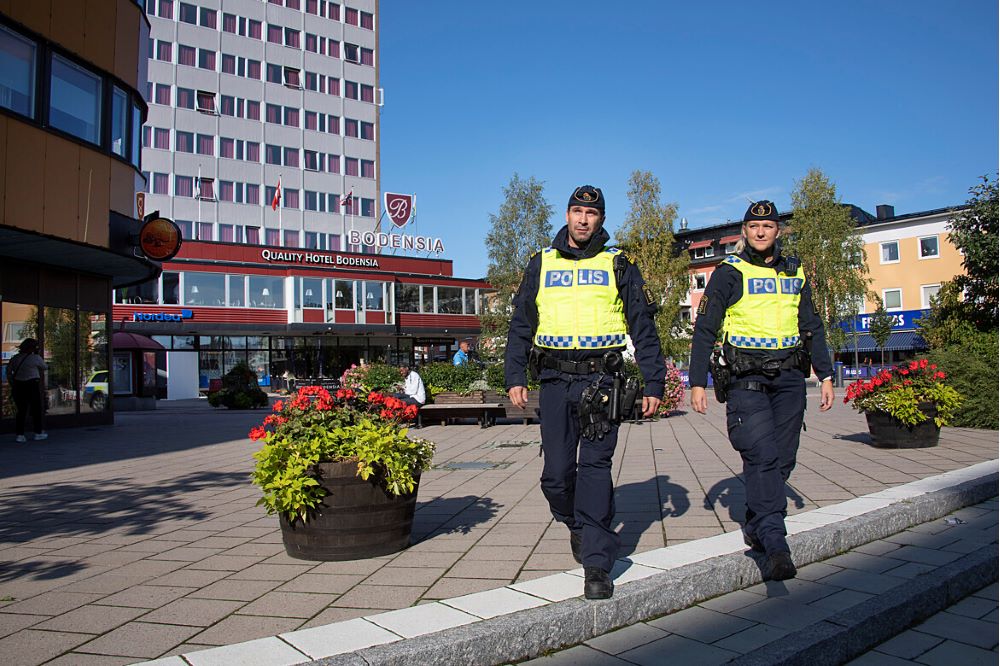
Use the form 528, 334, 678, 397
278, 173, 283, 246
197, 164, 202, 241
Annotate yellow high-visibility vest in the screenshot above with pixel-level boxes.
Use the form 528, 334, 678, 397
722, 255, 804, 349
535, 248, 627, 349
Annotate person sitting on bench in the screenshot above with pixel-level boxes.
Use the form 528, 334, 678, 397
394, 366, 425, 407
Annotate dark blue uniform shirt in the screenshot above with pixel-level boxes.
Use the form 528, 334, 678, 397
505, 226, 666, 397
688, 244, 834, 388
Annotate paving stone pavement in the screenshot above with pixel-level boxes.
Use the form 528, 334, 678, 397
0, 391, 996, 665
518, 499, 998, 665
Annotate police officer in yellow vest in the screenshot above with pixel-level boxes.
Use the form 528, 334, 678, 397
690, 200, 835, 581
505, 185, 665, 599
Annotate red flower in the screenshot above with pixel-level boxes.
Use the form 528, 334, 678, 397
249, 426, 266, 441
919, 359, 928, 369
909, 361, 919, 371
899, 369, 908, 376
930, 364, 937, 370
273, 400, 284, 412
904, 379, 913, 386
935, 371, 946, 379
873, 378, 883, 386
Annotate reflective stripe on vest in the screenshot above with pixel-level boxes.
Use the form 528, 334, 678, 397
535, 248, 627, 350
722, 255, 804, 350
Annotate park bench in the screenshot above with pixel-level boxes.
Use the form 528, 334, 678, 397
417, 402, 506, 428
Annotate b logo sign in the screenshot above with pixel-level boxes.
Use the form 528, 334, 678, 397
383, 192, 413, 228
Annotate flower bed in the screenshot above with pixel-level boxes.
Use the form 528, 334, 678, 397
844, 359, 962, 427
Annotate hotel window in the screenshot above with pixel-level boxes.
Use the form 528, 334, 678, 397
344, 80, 358, 99
285, 28, 300, 49
221, 54, 235, 74
880, 240, 899, 263
185, 272, 225, 306
162, 272, 180, 304
286, 0, 300, 9
222, 13, 237, 33
199, 7, 217, 29
919, 236, 939, 259
266, 64, 282, 83
265, 144, 281, 165
49, 55, 101, 145
197, 49, 215, 70
246, 185, 260, 205
304, 190, 320, 210
284, 107, 299, 127
364, 282, 385, 311
142, 126, 151, 147
464, 289, 477, 315
328, 115, 339, 133
178, 45, 195, 66
345, 8, 358, 25
344, 157, 359, 176
265, 103, 280, 124
921, 284, 941, 309
153, 128, 170, 150
174, 175, 193, 197
328, 40, 340, 58
360, 121, 374, 140
361, 198, 374, 217
360, 84, 374, 102
883, 288, 902, 311
328, 3, 340, 20
284, 67, 301, 88
305, 33, 318, 53
176, 87, 194, 109
220, 137, 234, 158
152, 172, 169, 194
305, 111, 317, 130
301, 278, 322, 308
360, 48, 373, 66
196, 90, 216, 113
155, 41, 172, 62
327, 193, 340, 213
343, 43, 359, 63
246, 227, 260, 245
246, 100, 260, 120
246, 141, 260, 162
220, 95, 235, 116
344, 118, 358, 137
158, 0, 174, 19
196, 134, 214, 155
178, 2, 196, 24
361, 160, 375, 178
693, 273, 707, 291
219, 181, 234, 201
267, 25, 282, 44
327, 153, 340, 173
175, 131, 193, 152
283, 230, 299, 248
110, 87, 128, 157
305, 232, 319, 250
248, 20, 262, 39
283, 189, 299, 209
360, 11, 374, 29
155, 83, 171, 105
227, 275, 246, 306
304, 150, 320, 171
333, 280, 355, 310
247, 60, 261, 80
198, 178, 215, 200
437, 287, 463, 314
420, 286, 435, 313
197, 222, 212, 240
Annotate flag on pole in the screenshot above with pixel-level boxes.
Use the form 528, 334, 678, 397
271, 176, 282, 211
339, 188, 354, 210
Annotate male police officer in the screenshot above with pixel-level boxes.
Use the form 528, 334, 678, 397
689, 200, 835, 581
505, 185, 665, 599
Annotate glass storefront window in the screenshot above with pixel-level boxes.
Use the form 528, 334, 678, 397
464, 289, 477, 315
302, 278, 323, 308
227, 275, 246, 307
246, 336, 267, 349
162, 272, 180, 304
49, 54, 102, 144
173, 335, 196, 350
396, 284, 419, 313
80, 312, 109, 413
421, 285, 435, 314
199, 351, 223, 389
151, 335, 172, 349
248, 350, 270, 386
227, 336, 247, 349
0, 25, 36, 118
184, 272, 225, 306
1, 301, 33, 420
116, 278, 158, 304
249, 276, 284, 308
43, 308, 77, 415
438, 286, 462, 314
333, 280, 355, 309
364, 282, 384, 311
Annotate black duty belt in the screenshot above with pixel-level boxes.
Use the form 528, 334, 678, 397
540, 355, 615, 375
730, 380, 773, 394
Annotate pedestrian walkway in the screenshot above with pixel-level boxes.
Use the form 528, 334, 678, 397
518, 499, 998, 665
0, 391, 995, 665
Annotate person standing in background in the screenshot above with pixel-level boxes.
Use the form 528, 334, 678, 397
7, 338, 48, 443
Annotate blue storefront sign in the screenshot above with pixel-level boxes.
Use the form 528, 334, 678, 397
132, 309, 193, 322
839, 309, 928, 333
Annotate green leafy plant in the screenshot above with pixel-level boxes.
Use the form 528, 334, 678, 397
418, 362, 484, 397
250, 386, 435, 522
339, 362, 404, 393
844, 359, 963, 427
208, 362, 268, 409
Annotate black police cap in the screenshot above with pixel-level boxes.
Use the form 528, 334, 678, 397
743, 200, 780, 223
568, 185, 605, 213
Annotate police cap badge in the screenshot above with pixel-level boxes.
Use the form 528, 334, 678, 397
568, 185, 605, 213
743, 199, 780, 223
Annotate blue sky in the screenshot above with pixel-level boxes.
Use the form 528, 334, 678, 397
379, 1, 998, 278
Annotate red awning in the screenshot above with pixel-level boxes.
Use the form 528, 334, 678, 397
688, 240, 713, 250
112, 332, 165, 351
720, 235, 741, 244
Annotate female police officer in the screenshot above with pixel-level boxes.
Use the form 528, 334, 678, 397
689, 200, 835, 581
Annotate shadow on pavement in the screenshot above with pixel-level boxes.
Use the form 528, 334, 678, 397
614, 475, 691, 557
410, 495, 501, 541
702, 475, 806, 524
834, 432, 874, 445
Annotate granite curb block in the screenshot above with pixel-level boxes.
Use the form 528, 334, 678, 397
293, 465, 998, 666
728, 544, 999, 666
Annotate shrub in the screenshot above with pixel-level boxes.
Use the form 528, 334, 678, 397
659, 362, 686, 414
419, 362, 484, 397
209, 362, 268, 410
925, 328, 998, 428
339, 362, 403, 394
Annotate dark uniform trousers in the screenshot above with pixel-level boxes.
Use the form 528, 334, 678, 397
539, 376, 620, 572
725, 368, 806, 555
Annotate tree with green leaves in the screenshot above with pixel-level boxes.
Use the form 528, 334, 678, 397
614, 170, 691, 360
480, 174, 553, 354
867, 295, 894, 368
947, 174, 998, 329
782, 168, 869, 363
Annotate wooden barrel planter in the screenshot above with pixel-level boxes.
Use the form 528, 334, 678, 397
279, 461, 420, 561
865, 404, 940, 449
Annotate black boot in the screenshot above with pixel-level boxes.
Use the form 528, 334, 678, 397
570, 531, 582, 564
743, 530, 764, 553
584, 567, 613, 600
763, 551, 797, 581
